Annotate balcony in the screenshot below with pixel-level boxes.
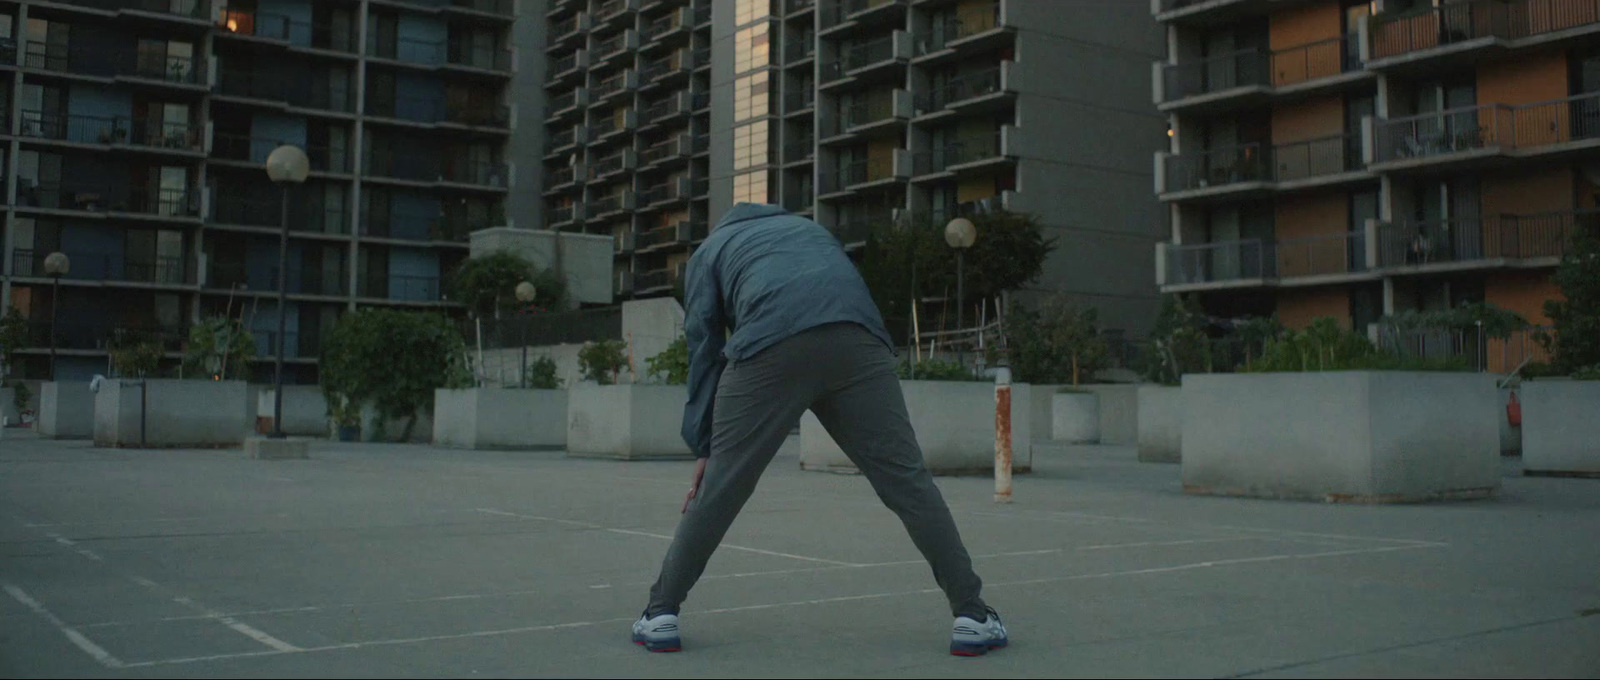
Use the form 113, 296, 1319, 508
445, 0, 516, 18
1158, 38, 1366, 112
787, 0, 817, 15
445, 43, 514, 74
594, 30, 640, 64
440, 160, 510, 188
911, 126, 1016, 179
821, 152, 909, 194
641, 134, 692, 166
641, 8, 692, 46
615, 229, 637, 255
11, 248, 191, 286
367, 94, 447, 124
17, 111, 205, 154
641, 49, 691, 85
914, 0, 1011, 58
548, 50, 589, 85
822, 0, 908, 35
913, 62, 1013, 116
821, 31, 911, 86
215, 69, 356, 113
589, 190, 637, 219
596, 0, 639, 27
639, 177, 691, 209
546, 203, 584, 228
785, 86, 817, 115
1376, 210, 1592, 271
785, 139, 815, 163
546, 125, 586, 157
590, 69, 639, 104
588, 149, 638, 180
695, 3, 712, 27
443, 103, 512, 129
1158, 231, 1377, 291
588, 109, 640, 142
360, 210, 438, 242
17, 182, 201, 219
212, 134, 351, 173
694, 46, 712, 72
545, 88, 589, 120
543, 164, 585, 193
548, 12, 592, 51
1159, 49, 1268, 109
364, 151, 439, 183
361, 274, 443, 303
692, 176, 710, 197
1371, 92, 1600, 171
217, 11, 361, 54
367, 36, 445, 66
835, 89, 912, 137
786, 36, 817, 62
1159, 133, 1369, 198
1368, 0, 1600, 69
634, 265, 682, 293
640, 92, 692, 128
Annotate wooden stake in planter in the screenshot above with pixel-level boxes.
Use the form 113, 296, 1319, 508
995, 367, 1012, 504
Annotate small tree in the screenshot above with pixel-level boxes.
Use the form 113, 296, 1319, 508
522, 355, 561, 389
1143, 295, 1213, 384
1006, 296, 1109, 386
646, 337, 689, 385
111, 341, 163, 378
320, 309, 471, 440
447, 250, 567, 319
0, 307, 27, 378
1544, 223, 1600, 374
181, 317, 257, 381
578, 339, 629, 385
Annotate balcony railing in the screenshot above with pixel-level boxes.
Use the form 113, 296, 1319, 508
212, 133, 350, 172
590, 152, 629, 177
845, 92, 900, 128
17, 111, 202, 151
16, 182, 198, 217
642, 53, 688, 81
1375, 91, 1600, 163
449, 0, 515, 16
1163, 143, 1271, 192
590, 192, 629, 215
363, 275, 442, 302
444, 103, 511, 128
1270, 34, 1360, 87
441, 160, 509, 187
1378, 209, 1593, 267
368, 35, 445, 64
546, 165, 580, 188
787, 0, 816, 12
641, 96, 687, 124
1162, 49, 1269, 103
1163, 239, 1276, 286
641, 180, 686, 205
825, 34, 901, 80
1274, 232, 1368, 279
1270, 133, 1363, 182
642, 12, 686, 41
447, 43, 514, 72
548, 89, 580, 113
786, 87, 816, 112
786, 38, 816, 61
217, 69, 355, 112
785, 139, 814, 161
917, 66, 1005, 111
592, 72, 633, 99
12, 249, 190, 285
1369, 0, 1600, 61
922, 1, 1001, 53
692, 176, 709, 196
915, 132, 1003, 174
641, 137, 687, 164
547, 204, 578, 225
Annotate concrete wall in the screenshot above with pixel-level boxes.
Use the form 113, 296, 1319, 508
258, 386, 329, 437
469, 227, 615, 306
1085, 383, 1140, 445
1052, 391, 1100, 444
800, 381, 1032, 475
567, 384, 693, 460
477, 343, 587, 389
507, 4, 548, 233
1137, 386, 1182, 463
94, 380, 253, 448
435, 388, 568, 450
1181, 372, 1501, 502
621, 297, 685, 382
38, 381, 94, 439
1521, 380, 1600, 477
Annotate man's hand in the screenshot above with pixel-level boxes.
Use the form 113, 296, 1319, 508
682, 458, 709, 514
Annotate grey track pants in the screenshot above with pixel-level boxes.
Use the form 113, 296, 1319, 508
645, 322, 987, 620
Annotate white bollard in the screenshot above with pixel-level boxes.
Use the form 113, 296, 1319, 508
994, 367, 1012, 504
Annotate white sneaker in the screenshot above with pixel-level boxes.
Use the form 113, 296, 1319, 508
950, 607, 1008, 656
631, 612, 682, 652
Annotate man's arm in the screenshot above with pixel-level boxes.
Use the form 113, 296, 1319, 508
680, 255, 727, 459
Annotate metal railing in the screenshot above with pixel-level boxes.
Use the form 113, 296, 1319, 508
549, 127, 578, 149
469, 307, 623, 350
1163, 239, 1275, 285
642, 96, 686, 123
920, 2, 999, 52
785, 139, 814, 161
218, 9, 292, 40
547, 205, 577, 225
12, 249, 188, 285
590, 193, 628, 215
1163, 143, 1270, 192
548, 89, 580, 114
449, 0, 515, 16
642, 53, 688, 81
368, 94, 447, 123
16, 182, 197, 217
634, 267, 677, 291
786, 87, 816, 112
1369, 0, 1600, 60
642, 13, 686, 41
368, 35, 445, 64
691, 176, 709, 196
825, 34, 899, 80
1374, 103, 1516, 162
441, 160, 509, 187
845, 92, 899, 128
545, 166, 579, 188
365, 275, 442, 302
365, 151, 440, 181
1378, 325, 1555, 374
597, 0, 633, 21
551, 14, 582, 38
917, 66, 1004, 111
641, 138, 686, 164
1274, 232, 1367, 278
1270, 34, 1359, 86
787, 0, 816, 12
590, 152, 628, 177
1162, 48, 1269, 102
448, 43, 513, 72
1379, 209, 1593, 266
641, 180, 686, 205
592, 72, 633, 99
444, 102, 510, 128
17, 110, 201, 152
1271, 133, 1362, 181
20, 320, 190, 354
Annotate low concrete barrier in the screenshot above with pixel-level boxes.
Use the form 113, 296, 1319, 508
1085, 384, 1139, 445
1051, 391, 1100, 444
1181, 372, 1500, 503
566, 384, 693, 460
800, 381, 1032, 475
37, 382, 93, 439
257, 387, 329, 437
435, 388, 568, 450
1137, 386, 1182, 463
94, 379, 253, 448
1521, 380, 1600, 478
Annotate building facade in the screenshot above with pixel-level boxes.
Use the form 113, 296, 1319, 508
0, 0, 517, 382
1153, 0, 1594, 369
542, 0, 1168, 336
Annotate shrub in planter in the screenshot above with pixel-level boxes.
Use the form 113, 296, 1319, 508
578, 339, 629, 385
321, 309, 471, 442
522, 355, 562, 389
181, 317, 256, 381
646, 337, 688, 385
895, 358, 980, 381
111, 341, 164, 378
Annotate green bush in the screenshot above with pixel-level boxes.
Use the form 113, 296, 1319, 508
578, 339, 629, 385
1244, 317, 1472, 373
448, 250, 567, 319
521, 355, 561, 389
896, 358, 980, 381
1005, 296, 1109, 386
320, 309, 471, 440
12, 380, 30, 414
1544, 221, 1600, 374
111, 341, 163, 378
1572, 364, 1600, 381
646, 337, 689, 385
181, 317, 257, 381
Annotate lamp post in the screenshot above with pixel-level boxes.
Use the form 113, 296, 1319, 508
944, 217, 976, 332
515, 281, 536, 387
265, 145, 309, 439
43, 252, 69, 381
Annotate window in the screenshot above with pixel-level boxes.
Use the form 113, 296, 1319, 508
734, 170, 769, 204
734, 72, 770, 122
733, 121, 769, 170
736, 0, 770, 27
734, 23, 770, 74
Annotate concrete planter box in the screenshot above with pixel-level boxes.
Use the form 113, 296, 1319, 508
1498, 386, 1521, 455
1, 386, 15, 426
1181, 372, 1501, 503
435, 388, 569, 450
566, 383, 693, 460
1085, 384, 1139, 445
1521, 380, 1600, 478
257, 387, 330, 437
37, 382, 94, 439
359, 404, 433, 443
800, 381, 1032, 475
93, 379, 253, 448
1051, 391, 1100, 444
1137, 386, 1182, 463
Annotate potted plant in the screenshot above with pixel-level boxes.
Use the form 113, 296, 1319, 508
566, 338, 691, 460
328, 394, 361, 442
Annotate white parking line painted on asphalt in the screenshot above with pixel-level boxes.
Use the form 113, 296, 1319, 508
476, 508, 865, 567
114, 541, 1450, 669
122, 576, 302, 653
3, 584, 125, 669
43, 532, 105, 562
962, 507, 1452, 548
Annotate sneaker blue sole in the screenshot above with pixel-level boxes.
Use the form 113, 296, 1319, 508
950, 638, 1008, 656
633, 633, 682, 653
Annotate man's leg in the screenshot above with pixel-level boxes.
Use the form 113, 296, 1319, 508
645, 348, 818, 617
809, 345, 987, 620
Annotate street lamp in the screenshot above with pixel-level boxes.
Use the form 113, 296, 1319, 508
43, 252, 69, 381
944, 217, 976, 331
514, 281, 536, 388
265, 145, 309, 439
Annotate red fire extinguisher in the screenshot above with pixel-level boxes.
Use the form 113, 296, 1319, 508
1507, 390, 1523, 427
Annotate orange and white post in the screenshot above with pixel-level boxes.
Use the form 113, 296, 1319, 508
994, 367, 1013, 504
